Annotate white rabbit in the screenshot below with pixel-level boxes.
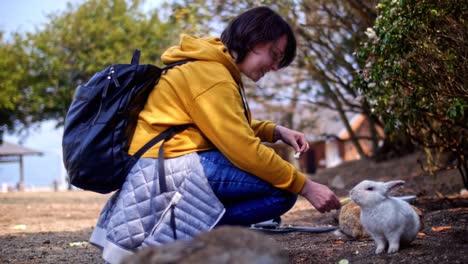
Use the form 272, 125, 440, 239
349, 180, 420, 254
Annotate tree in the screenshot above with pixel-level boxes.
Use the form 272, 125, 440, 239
289, 0, 381, 159
170, 0, 385, 159
0, 32, 37, 142
0, 0, 184, 139
356, 0, 468, 188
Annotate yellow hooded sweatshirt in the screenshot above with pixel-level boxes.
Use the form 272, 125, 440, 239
128, 34, 306, 194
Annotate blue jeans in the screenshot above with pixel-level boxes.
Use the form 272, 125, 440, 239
198, 150, 297, 226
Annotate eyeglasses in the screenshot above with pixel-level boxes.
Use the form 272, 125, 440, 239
269, 44, 284, 64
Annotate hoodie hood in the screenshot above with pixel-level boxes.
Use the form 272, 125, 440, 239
162, 34, 242, 85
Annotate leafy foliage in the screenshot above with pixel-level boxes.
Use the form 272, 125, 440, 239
355, 0, 467, 187
0, 32, 43, 141
0, 0, 183, 137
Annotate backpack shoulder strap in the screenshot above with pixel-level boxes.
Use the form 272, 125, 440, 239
133, 125, 190, 193
162, 59, 195, 72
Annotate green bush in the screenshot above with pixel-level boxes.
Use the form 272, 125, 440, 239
355, 0, 467, 187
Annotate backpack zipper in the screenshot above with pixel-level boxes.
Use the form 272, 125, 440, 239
92, 66, 119, 124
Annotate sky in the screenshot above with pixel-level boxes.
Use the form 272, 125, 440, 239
0, 0, 162, 190
1, 0, 84, 35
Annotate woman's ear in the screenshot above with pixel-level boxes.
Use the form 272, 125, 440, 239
230, 50, 238, 61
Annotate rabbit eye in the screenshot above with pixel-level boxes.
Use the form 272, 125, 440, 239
366, 187, 374, 191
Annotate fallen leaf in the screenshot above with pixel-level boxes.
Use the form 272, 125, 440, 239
333, 240, 346, 245
435, 191, 444, 199
13, 224, 27, 230
431, 226, 452, 232
417, 232, 426, 237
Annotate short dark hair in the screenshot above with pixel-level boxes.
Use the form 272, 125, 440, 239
221, 6, 296, 68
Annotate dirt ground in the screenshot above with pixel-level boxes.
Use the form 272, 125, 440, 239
0, 151, 467, 263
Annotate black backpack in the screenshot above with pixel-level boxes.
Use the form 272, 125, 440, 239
62, 50, 190, 194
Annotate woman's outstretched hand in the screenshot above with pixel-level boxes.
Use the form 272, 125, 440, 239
273, 125, 309, 153
299, 178, 341, 213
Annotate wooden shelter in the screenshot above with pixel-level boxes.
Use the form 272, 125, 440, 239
0, 141, 43, 191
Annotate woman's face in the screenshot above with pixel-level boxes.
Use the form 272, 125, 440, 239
236, 34, 287, 82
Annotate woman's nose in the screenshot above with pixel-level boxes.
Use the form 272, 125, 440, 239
271, 62, 280, 71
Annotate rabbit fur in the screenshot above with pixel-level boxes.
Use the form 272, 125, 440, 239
338, 200, 369, 239
349, 180, 420, 254
121, 226, 289, 264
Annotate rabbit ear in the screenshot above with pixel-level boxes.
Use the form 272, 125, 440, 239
384, 180, 405, 194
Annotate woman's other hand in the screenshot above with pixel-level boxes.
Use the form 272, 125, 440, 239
273, 125, 309, 153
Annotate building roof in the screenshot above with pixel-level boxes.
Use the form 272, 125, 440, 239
0, 141, 43, 157
302, 108, 359, 141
